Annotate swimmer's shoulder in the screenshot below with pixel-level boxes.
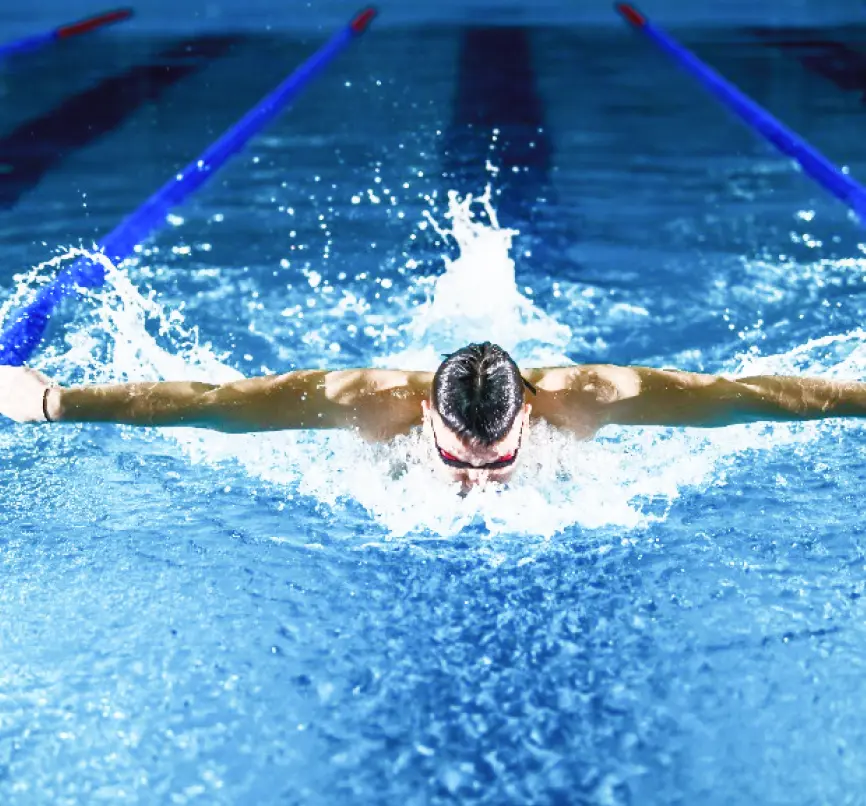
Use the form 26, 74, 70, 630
325, 368, 432, 441
522, 363, 637, 434
354, 368, 433, 398
321, 367, 431, 396
523, 364, 635, 399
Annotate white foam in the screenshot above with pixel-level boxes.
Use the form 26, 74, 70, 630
381, 187, 572, 370
15, 193, 866, 540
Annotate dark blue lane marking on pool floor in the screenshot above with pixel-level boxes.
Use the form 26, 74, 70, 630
748, 27, 866, 102
0, 35, 245, 209
441, 27, 555, 231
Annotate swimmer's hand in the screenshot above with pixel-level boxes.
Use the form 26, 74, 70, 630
0, 365, 53, 424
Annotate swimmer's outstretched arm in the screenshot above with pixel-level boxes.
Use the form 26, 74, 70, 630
567, 365, 866, 428
0, 365, 425, 433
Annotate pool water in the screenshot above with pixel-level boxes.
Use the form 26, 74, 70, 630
3, 22, 866, 805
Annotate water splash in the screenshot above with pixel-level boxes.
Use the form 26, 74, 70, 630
24, 191, 866, 541
380, 186, 572, 370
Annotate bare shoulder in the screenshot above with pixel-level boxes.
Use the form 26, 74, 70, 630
323, 367, 433, 440
521, 364, 641, 434
322, 367, 431, 396
524, 364, 640, 399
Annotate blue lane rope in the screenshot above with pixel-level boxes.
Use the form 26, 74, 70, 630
0, 8, 134, 60
615, 4, 866, 223
0, 7, 377, 366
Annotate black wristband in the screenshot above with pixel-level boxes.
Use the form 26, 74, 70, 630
43, 387, 53, 423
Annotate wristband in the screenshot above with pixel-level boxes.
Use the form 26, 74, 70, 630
42, 387, 53, 423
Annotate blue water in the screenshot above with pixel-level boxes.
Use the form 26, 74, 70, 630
4, 25, 866, 804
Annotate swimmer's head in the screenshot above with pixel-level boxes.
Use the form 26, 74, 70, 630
421, 342, 533, 491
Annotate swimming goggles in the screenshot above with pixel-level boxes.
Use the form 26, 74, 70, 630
431, 421, 524, 471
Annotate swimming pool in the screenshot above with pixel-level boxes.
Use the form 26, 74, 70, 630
3, 19, 866, 804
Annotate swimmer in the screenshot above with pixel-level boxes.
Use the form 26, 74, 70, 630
2, 341, 865, 491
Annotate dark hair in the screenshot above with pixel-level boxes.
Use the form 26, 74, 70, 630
432, 342, 534, 446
